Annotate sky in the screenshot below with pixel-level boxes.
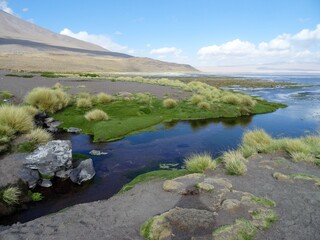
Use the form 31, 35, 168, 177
1, 0, 320, 72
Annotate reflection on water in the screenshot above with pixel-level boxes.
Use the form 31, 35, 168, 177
2, 74, 320, 225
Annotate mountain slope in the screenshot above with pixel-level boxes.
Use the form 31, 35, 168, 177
0, 11, 197, 72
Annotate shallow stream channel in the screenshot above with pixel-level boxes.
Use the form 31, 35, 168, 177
2, 73, 320, 225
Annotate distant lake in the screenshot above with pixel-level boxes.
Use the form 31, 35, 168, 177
3, 74, 320, 225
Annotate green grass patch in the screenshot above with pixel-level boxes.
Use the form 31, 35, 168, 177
53, 97, 283, 142
5, 73, 33, 78
72, 153, 89, 161
119, 169, 189, 193
79, 73, 100, 78
251, 196, 276, 207
15, 141, 36, 153
40, 72, 65, 78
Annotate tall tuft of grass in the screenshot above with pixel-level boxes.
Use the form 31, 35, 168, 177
85, 109, 109, 121
0, 124, 14, 138
52, 82, 64, 90
290, 152, 315, 163
21, 105, 39, 116
197, 101, 211, 110
26, 128, 52, 145
284, 138, 310, 154
190, 94, 204, 105
163, 98, 178, 109
0, 105, 34, 134
222, 94, 241, 105
184, 152, 217, 173
242, 129, 273, 153
223, 150, 247, 175
24, 87, 70, 113
76, 98, 92, 108
97, 93, 113, 104
239, 95, 256, 107
2, 186, 21, 205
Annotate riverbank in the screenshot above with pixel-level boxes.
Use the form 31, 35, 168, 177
0, 151, 319, 239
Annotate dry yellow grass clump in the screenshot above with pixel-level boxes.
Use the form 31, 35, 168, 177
24, 87, 70, 113
0, 105, 34, 134
26, 128, 52, 145
184, 153, 217, 173
97, 93, 113, 104
76, 98, 92, 108
242, 129, 273, 153
163, 98, 178, 109
85, 109, 109, 121
223, 150, 247, 175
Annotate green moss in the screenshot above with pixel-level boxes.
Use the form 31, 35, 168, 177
140, 217, 154, 239
251, 196, 276, 207
119, 169, 189, 193
53, 96, 283, 142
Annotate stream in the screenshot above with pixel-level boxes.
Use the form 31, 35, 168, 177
2, 73, 320, 225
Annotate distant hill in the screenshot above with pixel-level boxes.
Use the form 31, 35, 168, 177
0, 11, 197, 72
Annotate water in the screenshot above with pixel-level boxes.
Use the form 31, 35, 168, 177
2, 74, 320, 225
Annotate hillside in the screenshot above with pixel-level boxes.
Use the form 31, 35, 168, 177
0, 11, 196, 72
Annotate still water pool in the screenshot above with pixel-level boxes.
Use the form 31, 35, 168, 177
2, 74, 320, 225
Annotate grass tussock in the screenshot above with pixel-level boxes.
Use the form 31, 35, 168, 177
76, 98, 92, 108
26, 128, 52, 145
222, 94, 241, 105
77, 92, 92, 99
0, 105, 34, 134
24, 87, 70, 113
242, 129, 273, 153
184, 152, 217, 173
21, 105, 39, 116
85, 109, 109, 121
97, 93, 113, 104
190, 94, 204, 105
223, 150, 247, 175
163, 98, 178, 109
197, 101, 210, 110
2, 186, 21, 205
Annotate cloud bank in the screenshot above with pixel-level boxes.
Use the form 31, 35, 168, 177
0, 0, 13, 14
198, 24, 320, 66
60, 28, 134, 54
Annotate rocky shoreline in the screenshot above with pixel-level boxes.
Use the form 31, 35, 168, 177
1, 151, 319, 239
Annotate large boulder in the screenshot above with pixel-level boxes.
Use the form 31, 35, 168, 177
24, 140, 72, 177
70, 159, 95, 184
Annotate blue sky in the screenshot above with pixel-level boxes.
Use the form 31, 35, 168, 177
1, 0, 320, 72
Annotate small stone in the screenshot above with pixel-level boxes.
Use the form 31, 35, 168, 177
163, 180, 184, 192
44, 117, 54, 123
39, 179, 53, 188
55, 169, 72, 178
19, 167, 40, 188
89, 150, 108, 156
70, 159, 95, 184
174, 173, 204, 181
222, 199, 242, 211
196, 182, 214, 192
67, 127, 81, 133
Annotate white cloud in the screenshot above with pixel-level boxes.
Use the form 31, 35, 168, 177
60, 28, 134, 54
150, 47, 182, 56
22, 8, 28, 12
197, 24, 320, 66
0, 0, 13, 14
